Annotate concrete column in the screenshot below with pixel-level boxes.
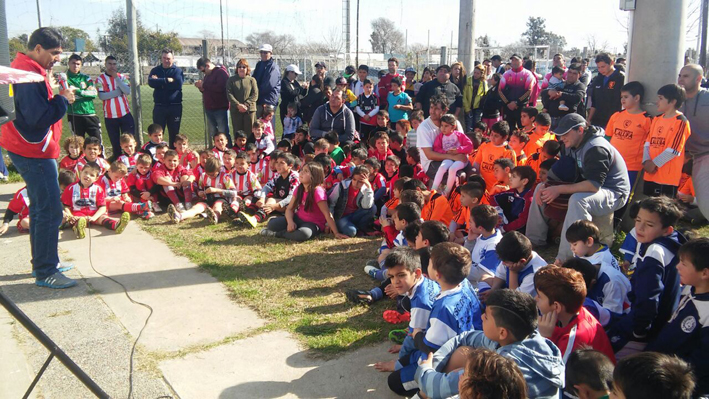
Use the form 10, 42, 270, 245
458, 0, 475, 73
627, 0, 688, 114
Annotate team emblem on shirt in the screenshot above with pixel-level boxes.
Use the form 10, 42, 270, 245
609, 81, 616, 89
623, 120, 632, 128
680, 315, 696, 333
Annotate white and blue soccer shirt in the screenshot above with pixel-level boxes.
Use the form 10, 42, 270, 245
494, 251, 547, 297
468, 229, 502, 291
407, 276, 441, 332
423, 279, 482, 351
581, 245, 631, 314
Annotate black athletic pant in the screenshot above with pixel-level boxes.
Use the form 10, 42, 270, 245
153, 104, 183, 148
68, 114, 102, 141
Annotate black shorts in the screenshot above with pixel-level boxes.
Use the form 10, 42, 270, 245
68, 114, 102, 141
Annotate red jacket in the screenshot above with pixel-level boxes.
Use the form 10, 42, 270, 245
0, 53, 65, 159
377, 73, 405, 109
552, 306, 616, 364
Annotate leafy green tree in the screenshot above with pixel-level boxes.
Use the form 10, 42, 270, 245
55, 26, 96, 52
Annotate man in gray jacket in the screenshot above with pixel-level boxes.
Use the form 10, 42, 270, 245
310, 88, 356, 143
526, 113, 630, 262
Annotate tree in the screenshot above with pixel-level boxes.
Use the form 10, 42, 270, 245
99, 9, 181, 67
369, 18, 404, 54
522, 17, 547, 46
546, 32, 567, 56
245, 31, 296, 54
56, 26, 96, 52
586, 34, 610, 56
475, 35, 493, 60
9, 35, 27, 60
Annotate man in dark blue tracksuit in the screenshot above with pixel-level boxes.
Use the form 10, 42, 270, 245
252, 44, 281, 128
148, 48, 184, 148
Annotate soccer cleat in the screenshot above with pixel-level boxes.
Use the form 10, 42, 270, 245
35, 271, 77, 289
366, 260, 379, 267
383, 310, 411, 324
152, 202, 163, 213
205, 207, 219, 225
259, 228, 276, 237
176, 203, 186, 212
364, 265, 380, 279
142, 211, 155, 220
388, 329, 408, 345
73, 217, 87, 239
224, 205, 239, 219
238, 212, 258, 228
139, 202, 151, 213
114, 212, 131, 234
167, 204, 182, 224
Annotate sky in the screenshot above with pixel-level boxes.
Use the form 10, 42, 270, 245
5, 0, 699, 56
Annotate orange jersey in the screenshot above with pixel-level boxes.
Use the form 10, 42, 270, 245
452, 205, 470, 227
678, 173, 695, 197
384, 196, 400, 215
523, 130, 554, 156
474, 142, 517, 191
422, 190, 454, 226
448, 189, 462, 215
606, 110, 652, 171
645, 114, 691, 187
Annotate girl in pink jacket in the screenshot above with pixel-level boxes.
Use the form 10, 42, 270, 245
431, 114, 474, 196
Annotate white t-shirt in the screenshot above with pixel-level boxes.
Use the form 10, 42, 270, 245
417, 117, 464, 172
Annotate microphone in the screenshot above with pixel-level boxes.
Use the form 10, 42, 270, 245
54, 72, 70, 90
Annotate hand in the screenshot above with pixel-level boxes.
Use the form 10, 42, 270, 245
643, 160, 658, 174
393, 105, 401, 110
195, 80, 203, 89
198, 191, 206, 199
539, 185, 562, 204
205, 187, 216, 194
388, 345, 402, 354
59, 88, 76, 104
478, 289, 491, 303
238, 104, 248, 112
538, 310, 558, 338
255, 199, 264, 208
508, 260, 527, 273
262, 204, 273, 214
167, 77, 174, 83
507, 102, 518, 111
418, 351, 434, 367
0, 223, 9, 236
677, 192, 694, 203
287, 220, 297, 232
87, 215, 97, 223
140, 192, 151, 201
384, 284, 398, 299
151, 74, 158, 79
379, 215, 390, 227
335, 233, 350, 239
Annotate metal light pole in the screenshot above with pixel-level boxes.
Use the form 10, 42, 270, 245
126, 0, 142, 145
35, 0, 42, 28
458, 0, 475, 72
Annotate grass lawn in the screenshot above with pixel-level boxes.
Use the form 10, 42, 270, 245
139, 216, 402, 357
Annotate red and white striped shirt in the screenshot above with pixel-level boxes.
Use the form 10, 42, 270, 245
74, 156, 110, 178
61, 182, 105, 215
231, 170, 260, 197
198, 172, 233, 199
7, 186, 30, 220
117, 153, 140, 173
212, 147, 227, 163
259, 166, 278, 186
249, 158, 268, 177
100, 175, 128, 199
96, 73, 131, 119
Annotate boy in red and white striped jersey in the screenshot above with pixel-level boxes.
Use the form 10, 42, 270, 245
167, 157, 234, 224
101, 161, 152, 219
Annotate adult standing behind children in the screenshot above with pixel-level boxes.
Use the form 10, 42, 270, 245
279, 64, 306, 128
416, 65, 462, 118
65, 54, 101, 143
0, 27, 77, 288
499, 54, 535, 129
586, 53, 624, 129
96, 55, 134, 157
252, 44, 281, 127
378, 57, 405, 110
227, 59, 259, 140
195, 57, 230, 146
148, 48, 184, 148
526, 113, 630, 263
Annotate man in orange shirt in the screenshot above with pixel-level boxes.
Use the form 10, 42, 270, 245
402, 179, 454, 226
606, 81, 653, 188
524, 112, 555, 157
472, 120, 517, 197
643, 84, 691, 197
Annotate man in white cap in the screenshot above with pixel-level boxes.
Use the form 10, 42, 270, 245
525, 113, 630, 262
252, 44, 281, 127
280, 64, 306, 129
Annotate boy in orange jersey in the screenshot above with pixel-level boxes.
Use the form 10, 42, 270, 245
606, 82, 653, 188
523, 112, 555, 157
472, 120, 516, 196
402, 178, 454, 227
642, 84, 692, 197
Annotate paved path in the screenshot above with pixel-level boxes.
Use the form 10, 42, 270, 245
0, 182, 399, 399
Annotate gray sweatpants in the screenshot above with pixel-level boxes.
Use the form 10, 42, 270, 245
526, 183, 626, 262
692, 153, 709, 221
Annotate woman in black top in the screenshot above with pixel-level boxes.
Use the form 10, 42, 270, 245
280, 65, 305, 128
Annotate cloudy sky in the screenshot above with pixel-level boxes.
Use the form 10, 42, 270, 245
6, 0, 699, 55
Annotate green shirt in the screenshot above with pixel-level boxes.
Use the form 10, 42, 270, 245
66, 71, 97, 116
329, 146, 345, 165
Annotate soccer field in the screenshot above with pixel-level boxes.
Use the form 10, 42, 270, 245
60, 85, 282, 155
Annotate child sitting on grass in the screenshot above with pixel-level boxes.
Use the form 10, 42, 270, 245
174, 133, 199, 172
59, 135, 84, 171
534, 265, 615, 363
467, 205, 502, 293
0, 185, 31, 235
243, 152, 300, 227
385, 242, 481, 397
431, 114, 474, 197
365, 203, 421, 281
454, 348, 527, 399
327, 165, 375, 237
405, 146, 429, 185
490, 165, 537, 234
211, 132, 229, 163
489, 158, 514, 196
127, 153, 161, 213
403, 179, 454, 227
168, 157, 234, 224
527, 140, 561, 183
509, 130, 529, 165
152, 149, 195, 212
472, 121, 516, 198
142, 123, 167, 161
415, 289, 564, 399
450, 182, 484, 244
260, 162, 347, 241
62, 164, 130, 239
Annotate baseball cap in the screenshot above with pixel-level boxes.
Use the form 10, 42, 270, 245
285, 64, 302, 75
258, 44, 273, 52
552, 113, 587, 136
344, 65, 356, 75
405, 67, 416, 73
315, 61, 328, 69
335, 77, 348, 85
510, 54, 522, 60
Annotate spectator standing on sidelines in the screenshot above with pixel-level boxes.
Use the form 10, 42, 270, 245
280, 64, 306, 128
196, 57, 230, 146
96, 55, 134, 157
416, 65, 462, 118
148, 48, 184, 148
66, 54, 102, 143
252, 44, 281, 129
0, 27, 77, 288
227, 59, 259, 139
500, 54, 535, 129
587, 53, 624, 129
378, 57, 405, 110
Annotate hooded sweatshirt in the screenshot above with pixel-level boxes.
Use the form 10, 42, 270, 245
309, 102, 356, 143
415, 330, 564, 399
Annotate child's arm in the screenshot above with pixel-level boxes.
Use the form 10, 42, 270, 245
317, 200, 349, 239
155, 176, 179, 187
88, 206, 107, 222
455, 132, 475, 154
628, 252, 666, 340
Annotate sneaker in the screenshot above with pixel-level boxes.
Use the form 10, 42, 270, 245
388, 329, 408, 344
366, 260, 379, 268
176, 203, 186, 212
0, 174, 7, 181
259, 228, 276, 237
167, 204, 182, 224
152, 202, 163, 213
73, 218, 87, 239
142, 211, 155, 220
35, 271, 77, 289
364, 265, 379, 279
205, 207, 219, 225
558, 103, 569, 111
31, 262, 74, 278
224, 205, 239, 219
185, 202, 193, 211
238, 212, 258, 228
139, 202, 151, 213
114, 212, 131, 234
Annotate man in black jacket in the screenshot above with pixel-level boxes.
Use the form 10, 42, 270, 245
540, 63, 587, 129
587, 53, 624, 128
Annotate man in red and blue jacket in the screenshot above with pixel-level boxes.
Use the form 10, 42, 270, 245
0, 27, 77, 288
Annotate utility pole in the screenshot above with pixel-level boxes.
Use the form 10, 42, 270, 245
700, 0, 709, 68
202, 40, 209, 147
126, 0, 142, 146
219, 0, 225, 61
458, 0, 475, 72
427, 30, 430, 68
35, 0, 42, 28
355, 0, 360, 67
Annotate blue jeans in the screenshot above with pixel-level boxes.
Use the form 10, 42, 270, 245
336, 207, 375, 237
0, 145, 8, 176
8, 151, 61, 279
205, 108, 231, 146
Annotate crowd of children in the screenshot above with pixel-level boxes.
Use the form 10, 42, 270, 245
3, 57, 709, 399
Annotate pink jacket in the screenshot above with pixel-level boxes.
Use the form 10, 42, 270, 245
432, 130, 474, 155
